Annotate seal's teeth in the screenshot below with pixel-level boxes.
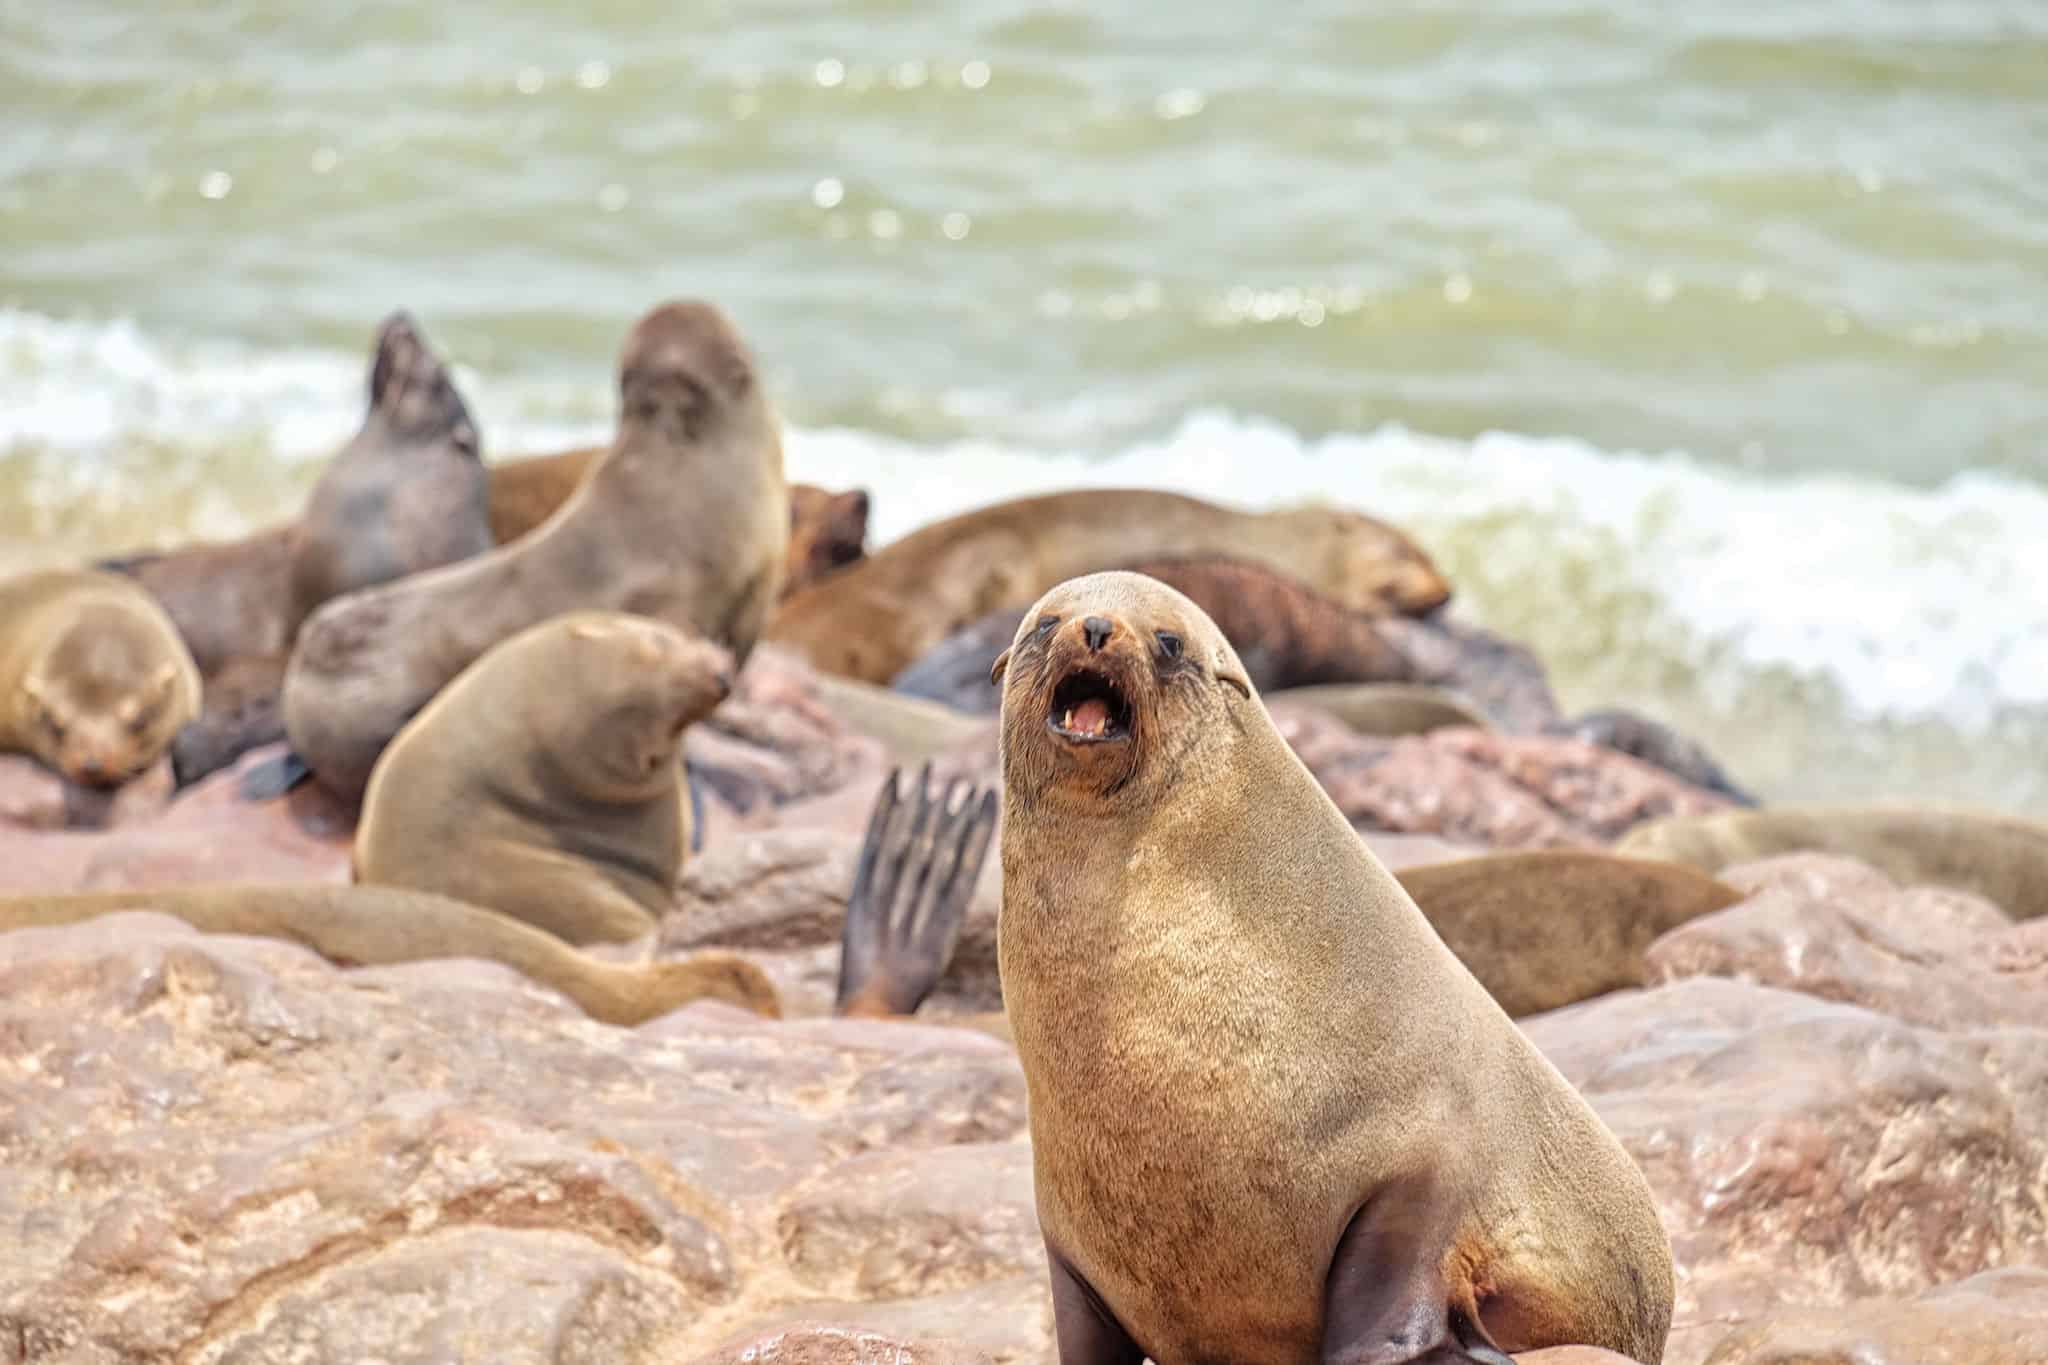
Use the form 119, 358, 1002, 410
1062, 708, 1074, 730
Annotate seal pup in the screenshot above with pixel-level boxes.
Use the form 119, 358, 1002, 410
283, 310, 495, 638
353, 611, 732, 946
282, 298, 788, 804
1618, 803, 2048, 920
0, 570, 202, 788
0, 886, 778, 1026
993, 571, 1673, 1364
767, 487, 1453, 685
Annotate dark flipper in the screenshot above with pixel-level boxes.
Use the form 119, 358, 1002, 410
834, 761, 998, 1018
1323, 1178, 1514, 1365
238, 749, 312, 802
1047, 1246, 1146, 1365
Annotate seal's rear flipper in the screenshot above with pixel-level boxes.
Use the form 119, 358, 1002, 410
239, 749, 312, 802
834, 761, 999, 1018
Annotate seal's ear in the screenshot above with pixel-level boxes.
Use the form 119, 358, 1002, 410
1215, 651, 1251, 699
989, 646, 1013, 687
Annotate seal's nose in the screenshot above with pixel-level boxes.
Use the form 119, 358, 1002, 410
1082, 616, 1114, 651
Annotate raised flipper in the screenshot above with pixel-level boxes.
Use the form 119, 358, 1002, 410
1323, 1177, 1514, 1365
835, 761, 998, 1018
239, 748, 313, 801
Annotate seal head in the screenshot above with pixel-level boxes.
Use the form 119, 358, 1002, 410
25, 602, 196, 787
992, 570, 1250, 812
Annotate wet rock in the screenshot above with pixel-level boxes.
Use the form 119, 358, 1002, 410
1525, 977, 2048, 1364
1700, 1267, 2048, 1364
0, 912, 1033, 1359
1643, 854, 2042, 1029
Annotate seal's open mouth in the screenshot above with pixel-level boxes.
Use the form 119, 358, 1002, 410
1048, 668, 1131, 743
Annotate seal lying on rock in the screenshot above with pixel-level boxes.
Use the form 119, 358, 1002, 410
1618, 803, 2048, 920
992, 571, 1673, 1364
354, 611, 732, 946
0, 885, 777, 1026
0, 570, 202, 789
767, 488, 1453, 686
282, 298, 789, 804
283, 310, 495, 639
893, 552, 1758, 806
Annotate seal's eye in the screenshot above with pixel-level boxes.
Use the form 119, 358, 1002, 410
1156, 630, 1183, 660
1035, 615, 1059, 638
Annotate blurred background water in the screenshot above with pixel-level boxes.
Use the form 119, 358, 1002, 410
3, 0, 2045, 811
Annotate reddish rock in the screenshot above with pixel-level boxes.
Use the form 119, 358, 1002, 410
687, 646, 887, 831
1644, 854, 2042, 1030
690, 1323, 1006, 1365
0, 912, 1033, 1360
1701, 1267, 2048, 1364
1525, 977, 2048, 1364
0, 752, 174, 831
1269, 706, 1736, 849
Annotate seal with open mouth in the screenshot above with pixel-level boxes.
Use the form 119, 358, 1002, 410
992, 570, 1674, 1365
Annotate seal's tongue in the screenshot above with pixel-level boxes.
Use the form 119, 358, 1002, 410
1065, 697, 1111, 738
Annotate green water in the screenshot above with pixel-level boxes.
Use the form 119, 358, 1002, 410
3, 0, 2046, 815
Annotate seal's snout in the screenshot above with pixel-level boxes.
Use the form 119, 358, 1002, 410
1082, 616, 1115, 652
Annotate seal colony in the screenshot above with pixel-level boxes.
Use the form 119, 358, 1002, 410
992, 571, 1674, 1363
282, 297, 789, 804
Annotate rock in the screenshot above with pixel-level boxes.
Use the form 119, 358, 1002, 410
0, 912, 1033, 1360
687, 647, 888, 837
1701, 1267, 2048, 1364
1643, 854, 2043, 1030
1524, 977, 2048, 1364
690, 1322, 1008, 1365
1269, 707, 1736, 849
1375, 613, 1564, 733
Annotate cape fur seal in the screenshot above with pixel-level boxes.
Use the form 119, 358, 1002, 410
487, 443, 867, 597
767, 487, 1453, 685
0, 886, 777, 1026
283, 298, 789, 803
284, 310, 494, 637
1617, 803, 2048, 919
354, 611, 733, 946
992, 571, 1673, 1364
0, 570, 202, 788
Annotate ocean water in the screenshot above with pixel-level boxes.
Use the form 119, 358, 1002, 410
3, 0, 2045, 814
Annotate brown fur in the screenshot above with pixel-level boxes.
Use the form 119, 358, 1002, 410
993, 571, 1672, 1363
488, 443, 865, 598
767, 487, 1452, 684
282, 299, 788, 803
354, 611, 731, 946
1397, 850, 1744, 1017
0, 570, 202, 788
167, 651, 289, 787
0, 887, 777, 1025
284, 311, 494, 638
1271, 680, 1494, 735
1617, 804, 2048, 920
97, 529, 296, 679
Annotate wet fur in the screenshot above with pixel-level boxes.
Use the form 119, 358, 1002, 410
994, 571, 1673, 1364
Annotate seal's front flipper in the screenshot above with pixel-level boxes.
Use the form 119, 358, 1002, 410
835, 761, 999, 1019
239, 749, 312, 802
1322, 1180, 1515, 1365
1048, 1246, 1145, 1365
